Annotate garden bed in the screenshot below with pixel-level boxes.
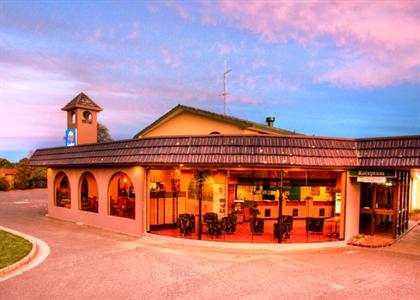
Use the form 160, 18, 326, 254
0, 230, 33, 269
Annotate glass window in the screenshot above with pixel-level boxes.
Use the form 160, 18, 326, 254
376, 187, 393, 209
108, 172, 135, 219
55, 172, 71, 208
79, 172, 98, 213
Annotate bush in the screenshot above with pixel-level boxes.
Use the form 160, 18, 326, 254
0, 177, 10, 191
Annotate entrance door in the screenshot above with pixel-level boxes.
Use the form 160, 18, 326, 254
149, 191, 178, 230
359, 184, 394, 236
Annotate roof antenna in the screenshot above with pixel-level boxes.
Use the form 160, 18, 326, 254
221, 60, 231, 115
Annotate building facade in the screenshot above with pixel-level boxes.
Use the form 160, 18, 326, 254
29, 93, 420, 243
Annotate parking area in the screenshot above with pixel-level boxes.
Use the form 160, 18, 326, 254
0, 189, 419, 300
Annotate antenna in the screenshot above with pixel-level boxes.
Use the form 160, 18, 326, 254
221, 60, 231, 115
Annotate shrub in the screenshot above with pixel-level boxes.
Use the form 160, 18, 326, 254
0, 177, 10, 191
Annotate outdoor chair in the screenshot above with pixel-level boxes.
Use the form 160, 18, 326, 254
202, 212, 218, 233
306, 218, 324, 235
177, 213, 195, 235
273, 215, 293, 239
250, 217, 264, 234
207, 220, 223, 237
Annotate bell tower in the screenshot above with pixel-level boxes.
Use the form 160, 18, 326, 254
61, 92, 102, 145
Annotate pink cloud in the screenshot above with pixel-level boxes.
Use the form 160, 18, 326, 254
217, 0, 420, 87
87, 27, 102, 44
161, 48, 181, 68
164, 1, 193, 21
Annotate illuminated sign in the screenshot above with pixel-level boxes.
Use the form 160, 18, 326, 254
349, 170, 395, 177
65, 129, 77, 146
357, 176, 387, 184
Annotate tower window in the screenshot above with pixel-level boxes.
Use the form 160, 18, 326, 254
83, 111, 93, 124
70, 111, 76, 124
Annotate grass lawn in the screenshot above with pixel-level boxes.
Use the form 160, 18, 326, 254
0, 230, 32, 269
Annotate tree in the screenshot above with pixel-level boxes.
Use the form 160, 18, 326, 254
13, 158, 32, 189
97, 122, 113, 143
0, 177, 10, 191
31, 167, 47, 188
0, 158, 15, 169
13, 158, 47, 189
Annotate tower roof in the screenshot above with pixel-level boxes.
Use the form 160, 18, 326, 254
61, 92, 102, 112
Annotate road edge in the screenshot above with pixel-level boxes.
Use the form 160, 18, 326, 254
0, 226, 50, 282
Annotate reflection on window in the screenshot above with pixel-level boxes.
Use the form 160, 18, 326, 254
108, 172, 135, 219
80, 172, 98, 213
188, 176, 214, 202
376, 187, 393, 209
55, 172, 71, 208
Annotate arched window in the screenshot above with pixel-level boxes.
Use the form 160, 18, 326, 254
79, 172, 98, 213
70, 111, 76, 124
83, 111, 93, 124
55, 172, 71, 208
108, 172, 135, 219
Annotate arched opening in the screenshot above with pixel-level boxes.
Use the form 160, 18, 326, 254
70, 111, 76, 124
55, 172, 71, 208
79, 172, 98, 213
108, 172, 135, 219
83, 111, 93, 124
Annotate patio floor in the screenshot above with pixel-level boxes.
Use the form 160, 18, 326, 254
150, 218, 341, 243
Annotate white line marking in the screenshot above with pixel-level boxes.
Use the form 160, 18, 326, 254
330, 283, 345, 290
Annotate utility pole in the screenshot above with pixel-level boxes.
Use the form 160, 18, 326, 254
221, 60, 231, 115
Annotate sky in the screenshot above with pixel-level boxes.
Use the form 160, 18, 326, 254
0, 0, 419, 162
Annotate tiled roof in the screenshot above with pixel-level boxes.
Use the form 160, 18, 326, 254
29, 135, 356, 168
61, 92, 103, 112
29, 134, 420, 169
356, 136, 420, 168
133, 104, 300, 138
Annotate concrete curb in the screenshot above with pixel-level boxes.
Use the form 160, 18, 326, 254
347, 222, 418, 249
0, 226, 50, 282
0, 227, 37, 276
143, 232, 347, 252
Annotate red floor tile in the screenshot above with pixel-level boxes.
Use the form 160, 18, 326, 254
150, 219, 340, 244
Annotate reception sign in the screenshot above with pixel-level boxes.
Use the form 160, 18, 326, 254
349, 169, 395, 177
65, 128, 77, 146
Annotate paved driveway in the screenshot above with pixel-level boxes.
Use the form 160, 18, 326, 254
0, 189, 419, 300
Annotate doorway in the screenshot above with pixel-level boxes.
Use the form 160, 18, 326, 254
359, 183, 394, 236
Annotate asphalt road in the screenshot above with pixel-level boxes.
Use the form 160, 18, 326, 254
0, 189, 419, 300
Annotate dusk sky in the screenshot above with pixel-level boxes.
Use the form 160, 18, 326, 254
1, 1, 419, 162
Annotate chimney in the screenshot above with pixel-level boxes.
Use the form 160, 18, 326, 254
266, 116, 275, 127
